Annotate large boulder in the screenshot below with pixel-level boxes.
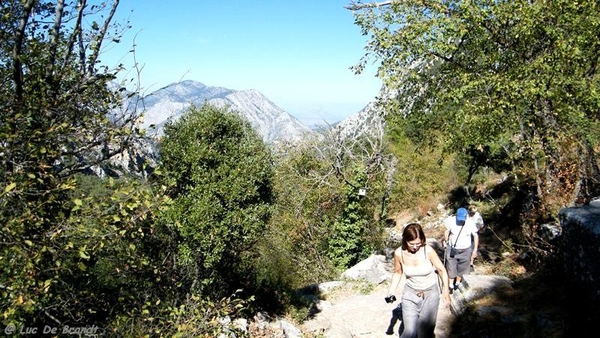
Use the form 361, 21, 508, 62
341, 254, 392, 284
558, 203, 600, 326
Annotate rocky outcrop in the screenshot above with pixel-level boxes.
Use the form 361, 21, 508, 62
340, 254, 391, 285
558, 202, 600, 326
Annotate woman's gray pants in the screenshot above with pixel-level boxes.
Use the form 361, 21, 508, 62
400, 284, 439, 338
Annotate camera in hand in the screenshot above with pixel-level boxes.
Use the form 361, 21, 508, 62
385, 295, 397, 303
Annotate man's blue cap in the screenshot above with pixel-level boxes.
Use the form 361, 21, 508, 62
456, 208, 468, 222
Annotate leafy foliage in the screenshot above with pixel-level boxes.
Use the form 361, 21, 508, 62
63, 174, 169, 324
110, 291, 251, 338
156, 104, 275, 299
327, 168, 371, 268
385, 125, 460, 213
257, 124, 395, 299
352, 0, 600, 212
349, 0, 600, 260
0, 0, 154, 327
255, 138, 342, 293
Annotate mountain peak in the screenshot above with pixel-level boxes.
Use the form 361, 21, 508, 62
139, 81, 312, 142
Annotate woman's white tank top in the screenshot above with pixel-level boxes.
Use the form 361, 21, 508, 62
401, 246, 437, 290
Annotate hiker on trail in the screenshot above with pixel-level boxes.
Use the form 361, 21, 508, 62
467, 205, 485, 272
468, 205, 485, 232
444, 207, 479, 294
386, 223, 451, 338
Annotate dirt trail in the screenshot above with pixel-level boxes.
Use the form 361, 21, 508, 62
300, 281, 455, 338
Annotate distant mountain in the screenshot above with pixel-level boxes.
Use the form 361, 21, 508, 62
137, 80, 313, 143
98, 81, 385, 178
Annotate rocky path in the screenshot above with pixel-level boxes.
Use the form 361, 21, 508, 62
255, 216, 520, 337
299, 281, 456, 338
294, 260, 516, 338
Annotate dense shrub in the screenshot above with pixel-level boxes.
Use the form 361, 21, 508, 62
155, 104, 275, 300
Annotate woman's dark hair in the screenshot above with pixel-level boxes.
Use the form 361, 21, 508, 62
401, 223, 426, 250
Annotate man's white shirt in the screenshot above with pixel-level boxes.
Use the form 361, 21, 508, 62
444, 216, 478, 249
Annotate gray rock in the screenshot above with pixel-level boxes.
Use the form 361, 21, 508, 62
316, 281, 345, 294
448, 275, 513, 316
539, 223, 562, 240
341, 254, 392, 284
279, 319, 302, 338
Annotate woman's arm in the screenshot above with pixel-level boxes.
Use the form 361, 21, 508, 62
387, 248, 406, 297
427, 245, 451, 306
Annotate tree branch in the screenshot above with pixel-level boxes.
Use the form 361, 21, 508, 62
63, 0, 86, 72
12, 0, 37, 103
77, 6, 86, 74
87, 0, 120, 74
47, 0, 65, 78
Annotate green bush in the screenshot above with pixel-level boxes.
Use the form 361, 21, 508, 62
110, 291, 251, 338
328, 169, 371, 268
0, 1, 156, 327
386, 127, 459, 212
155, 104, 275, 299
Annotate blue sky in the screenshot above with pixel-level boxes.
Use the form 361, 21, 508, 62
101, 0, 382, 126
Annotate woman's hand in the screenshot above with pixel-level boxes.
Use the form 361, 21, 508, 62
441, 288, 451, 308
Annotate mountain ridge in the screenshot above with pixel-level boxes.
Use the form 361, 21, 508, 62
137, 80, 314, 143
101, 80, 382, 178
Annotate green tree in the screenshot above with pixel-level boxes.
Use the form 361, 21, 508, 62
385, 125, 459, 214
350, 0, 600, 212
0, 0, 156, 326
328, 167, 370, 268
64, 174, 169, 327
156, 104, 274, 298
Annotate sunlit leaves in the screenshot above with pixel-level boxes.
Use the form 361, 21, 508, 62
352, 0, 600, 203
0, 0, 155, 328
157, 104, 274, 296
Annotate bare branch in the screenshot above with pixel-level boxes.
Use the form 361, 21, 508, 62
88, 0, 120, 74
77, 5, 86, 74
63, 0, 86, 71
47, 0, 65, 78
12, 0, 37, 103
